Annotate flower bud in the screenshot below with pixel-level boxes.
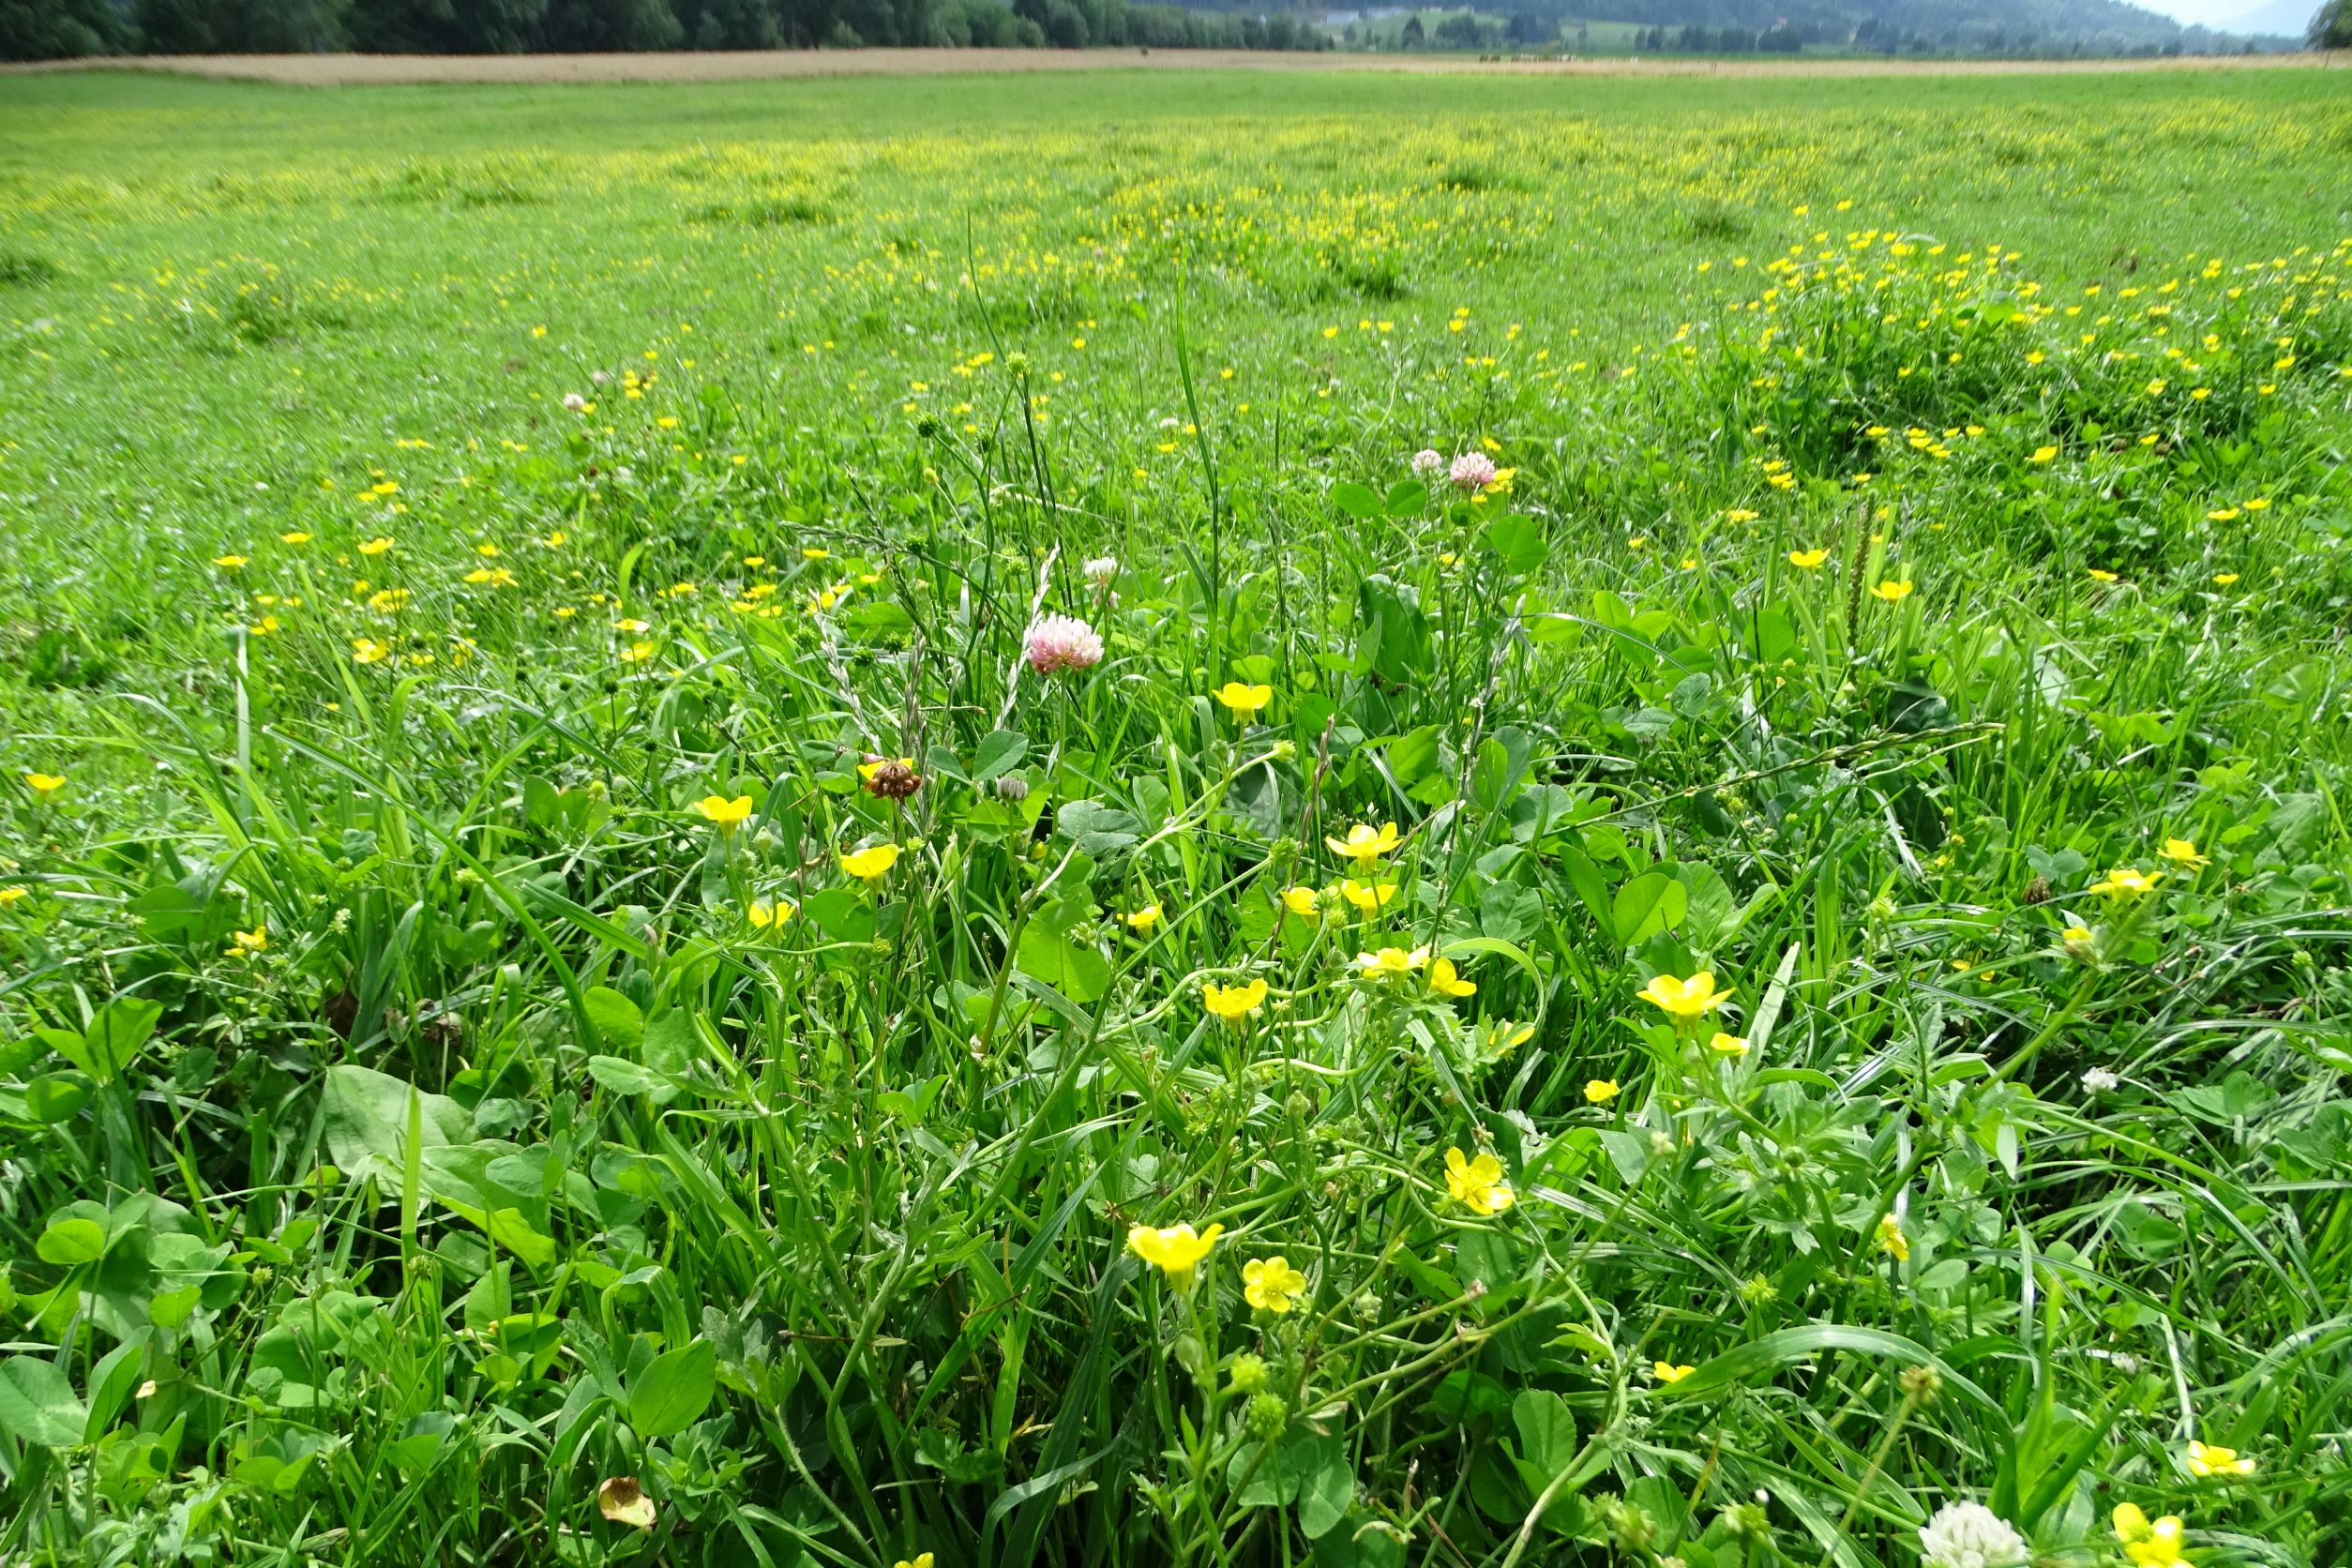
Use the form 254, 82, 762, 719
1228, 1353, 1269, 1395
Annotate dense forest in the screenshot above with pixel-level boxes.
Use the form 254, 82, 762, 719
0, 0, 1328, 58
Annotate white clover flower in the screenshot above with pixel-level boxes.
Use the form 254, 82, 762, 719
1918, 1501, 2028, 1568
2081, 1067, 2119, 1094
1083, 556, 1119, 590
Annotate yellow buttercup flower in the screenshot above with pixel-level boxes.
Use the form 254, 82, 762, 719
1876, 1213, 1909, 1262
894, 1554, 936, 1568
1242, 1256, 1308, 1313
695, 794, 754, 830
1123, 903, 1163, 933
1212, 682, 1273, 719
1202, 978, 1268, 1022
1353, 946, 1424, 978
2112, 1504, 2188, 1567
1443, 1147, 1514, 1215
2185, 1440, 2254, 1478
2030, 445, 2058, 463
841, 843, 902, 881
1636, 971, 1732, 1020
2159, 837, 2209, 869
1339, 878, 1397, 913
227, 926, 267, 957
747, 898, 794, 928
358, 535, 395, 556
2088, 567, 2118, 583
2089, 867, 2162, 899
279, 530, 312, 545
1651, 1361, 1696, 1384
1585, 1078, 1620, 1104
1279, 885, 1321, 919
211, 553, 248, 569
2212, 572, 2239, 586
1325, 822, 1400, 869
1870, 579, 1915, 603
0, 887, 26, 906
1428, 957, 1475, 998
1709, 1032, 1750, 1057
1787, 548, 1829, 569
1127, 1222, 1221, 1284
23, 772, 66, 795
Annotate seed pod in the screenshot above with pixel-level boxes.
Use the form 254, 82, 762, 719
864, 760, 922, 800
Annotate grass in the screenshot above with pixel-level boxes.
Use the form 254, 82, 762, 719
1, 62, 2350, 1568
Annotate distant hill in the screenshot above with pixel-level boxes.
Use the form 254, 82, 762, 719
1295, 0, 2307, 51
1549, 0, 2209, 49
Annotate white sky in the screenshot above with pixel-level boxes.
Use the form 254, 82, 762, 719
2138, 0, 2308, 25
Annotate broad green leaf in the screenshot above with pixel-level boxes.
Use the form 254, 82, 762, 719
36, 1216, 106, 1266
1512, 1390, 1577, 1478
973, 730, 1028, 783
1298, 1452, 1355, 1539
581, 986, 644, 1052
1611, 871, 1686, 948
630, 1339, 717, 1437
1015, 923, 1109, 1004
322, 1065, 471, 1188
0, 1356, 87, 1448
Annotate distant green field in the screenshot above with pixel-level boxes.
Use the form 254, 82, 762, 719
3, 64, 2351, 1568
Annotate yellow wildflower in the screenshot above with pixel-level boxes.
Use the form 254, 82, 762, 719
1636, 971, 1732, 1020
2112, 1504, 2188, 1567
23, 772, 66, 795
1352, 946, 1424, 978
1443, 1147, 1514, 1215
1876, 1213, 1909, 1262
1127, 1222, 1221, 1284
695, 795, 754, 830
1212, 682, 1273, 719
1203, 978, 1268, 1022
1787, 548, 1829, 569
2089, 867, 2163, 899
2185, 1440, 2254, 1478
1652, 1361, 1696, 1384
1122, 903, 1163, 933
2159, 838, 2209, 869
841, 844, 902, 881
1428, 957, 1475, 998
1870, 580, 1915, 603
1279, 885, 1321, 920
1339, 878, 1397, 913
1242, 1256, 1308, 1313
1585, 1078, 1620, 1104
1709, 1032, 1750, 1057
1325, 822, 1400, 869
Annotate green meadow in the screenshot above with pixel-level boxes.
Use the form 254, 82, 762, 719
1, 62, 2350, 1568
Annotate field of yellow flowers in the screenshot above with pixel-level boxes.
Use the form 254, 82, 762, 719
2, 63, 2351, 1568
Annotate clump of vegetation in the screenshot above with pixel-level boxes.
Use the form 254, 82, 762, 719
1, 67, 2349, 1568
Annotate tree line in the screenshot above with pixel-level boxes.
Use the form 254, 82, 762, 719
2, 0, 1330, 59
